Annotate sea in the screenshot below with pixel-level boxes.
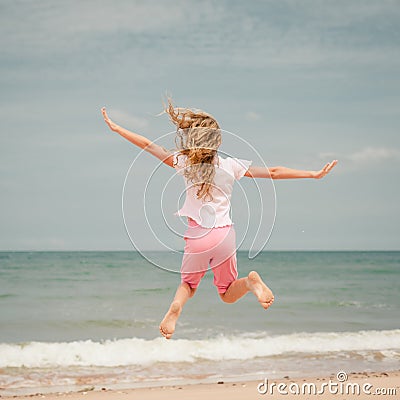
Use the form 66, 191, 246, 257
0, 251, 399, 395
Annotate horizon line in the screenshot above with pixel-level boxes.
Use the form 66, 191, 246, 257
1, 249, 399, 253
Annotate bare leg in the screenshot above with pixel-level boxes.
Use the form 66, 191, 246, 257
220, 271, 274, 309
219, 277, 249, 303
159, 282, 196, 339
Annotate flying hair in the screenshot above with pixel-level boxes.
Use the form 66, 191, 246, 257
164, 97, 222, 201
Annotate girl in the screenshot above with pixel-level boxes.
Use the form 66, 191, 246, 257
101, 101, 337, 339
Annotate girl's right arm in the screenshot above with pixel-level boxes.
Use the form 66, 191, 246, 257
101, 107, 174, 167
245, 160, 337, 180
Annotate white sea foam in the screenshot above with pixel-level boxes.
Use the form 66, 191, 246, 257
1, 329, 399, 368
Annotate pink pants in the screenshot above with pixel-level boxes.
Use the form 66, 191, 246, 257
181, 218, 238, 294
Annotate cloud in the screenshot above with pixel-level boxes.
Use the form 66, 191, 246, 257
347, 147, 400, 163
0, 1, 185, 50
245, 111, 261, 121
108, 109, 148, 130
319, 146, 400, 165
1, 0, 400, 70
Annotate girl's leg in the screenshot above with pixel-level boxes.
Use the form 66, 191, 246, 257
159, 282, 196, 339
219, 271, 274, 309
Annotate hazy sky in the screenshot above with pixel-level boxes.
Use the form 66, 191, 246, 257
1, 0, 399, 251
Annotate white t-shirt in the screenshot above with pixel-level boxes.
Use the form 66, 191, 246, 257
173, 152, 252, 228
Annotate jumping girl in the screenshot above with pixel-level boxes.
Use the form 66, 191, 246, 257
101, 100, 337, 339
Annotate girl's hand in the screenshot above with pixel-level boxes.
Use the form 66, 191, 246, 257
101, 107, 119, 132
313, 160, 338, 179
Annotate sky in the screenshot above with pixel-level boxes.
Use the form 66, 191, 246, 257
0, 0, 399, 251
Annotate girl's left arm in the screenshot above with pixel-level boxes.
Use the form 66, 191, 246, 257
101, 107, 174, 167
244, 160, 338, 179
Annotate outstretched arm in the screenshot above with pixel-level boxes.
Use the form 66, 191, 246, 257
244, 160, 337, 179
101, 107, 174, 167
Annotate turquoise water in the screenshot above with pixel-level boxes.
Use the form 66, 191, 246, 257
0, 251, 399, 394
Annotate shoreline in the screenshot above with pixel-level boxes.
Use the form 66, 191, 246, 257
3, 370, 400, 400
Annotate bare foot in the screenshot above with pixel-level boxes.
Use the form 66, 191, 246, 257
247, 271, 274, 309
159, 301, 182, 339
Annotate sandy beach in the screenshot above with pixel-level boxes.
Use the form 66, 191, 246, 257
3, 371, 399, 400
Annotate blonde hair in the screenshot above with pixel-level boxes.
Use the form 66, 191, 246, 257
165, 98, 221, 201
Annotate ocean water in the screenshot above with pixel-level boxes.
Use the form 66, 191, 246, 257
0, 251, 399, 395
